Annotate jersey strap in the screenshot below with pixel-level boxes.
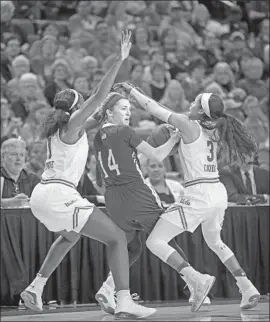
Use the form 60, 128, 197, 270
40, 179, 76, 189
184, 177, 219, 188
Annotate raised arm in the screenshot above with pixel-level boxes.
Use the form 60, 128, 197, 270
115, 83, 199, 143
67, 31, 132, 132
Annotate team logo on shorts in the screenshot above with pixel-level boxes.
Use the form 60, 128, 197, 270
65, 200, 76, 207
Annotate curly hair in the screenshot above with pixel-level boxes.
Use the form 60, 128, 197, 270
199, 113, 258, 164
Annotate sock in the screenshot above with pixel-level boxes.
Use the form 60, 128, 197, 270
30, 273, 48, 292
166, 250, 190, 273
116, 290, 131, 302
104, 272, 115, 289
181, 266, 200, 279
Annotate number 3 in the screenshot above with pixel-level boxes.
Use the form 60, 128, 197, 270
98, 149, 120, 178
207, 140, 214, 162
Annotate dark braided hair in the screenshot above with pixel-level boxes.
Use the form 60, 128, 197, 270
197, 94, 258, 164
40, 89, 79, 139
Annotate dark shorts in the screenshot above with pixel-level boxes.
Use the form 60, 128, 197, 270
105, 181, 164, 234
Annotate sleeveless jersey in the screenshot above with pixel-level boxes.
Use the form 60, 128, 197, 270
94, 124, 144, 187
178, 123, 219, 183
42, 130, 89, 187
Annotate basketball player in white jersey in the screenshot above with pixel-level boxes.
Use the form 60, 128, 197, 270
20, 31, 156, 319
115, 83, 260, 311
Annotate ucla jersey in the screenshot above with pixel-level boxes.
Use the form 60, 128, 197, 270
178, 122, 219, 185
42, 130, 88, 187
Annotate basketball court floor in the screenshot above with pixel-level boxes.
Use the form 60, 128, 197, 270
1, 299, 269, 321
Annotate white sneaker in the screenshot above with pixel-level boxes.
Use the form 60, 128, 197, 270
115, 297, 156, 319
188, 274, 215, 312
20, 286, 43, 312
95, 283, 116, 315
185, 279, 211, 306
238, 282, 260, 310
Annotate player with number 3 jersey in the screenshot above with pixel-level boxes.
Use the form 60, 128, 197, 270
117, 82, 260, 312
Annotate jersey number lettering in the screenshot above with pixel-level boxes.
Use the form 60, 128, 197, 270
98, 149, 120, 178
207, 140, 214, 162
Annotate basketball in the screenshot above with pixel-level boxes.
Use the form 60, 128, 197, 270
147, 124, 179, 156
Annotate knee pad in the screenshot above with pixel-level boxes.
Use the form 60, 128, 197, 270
204, 237, 234, 263
146, 235, 175, 262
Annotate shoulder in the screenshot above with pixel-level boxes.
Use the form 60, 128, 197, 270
166, 178, 183, 190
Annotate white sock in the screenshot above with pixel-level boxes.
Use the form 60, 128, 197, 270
30, 273, 48, 292
235, 276, 250, 292
104, 272, 115, 290
181, 266, 200, 279
116, 290, 131, 302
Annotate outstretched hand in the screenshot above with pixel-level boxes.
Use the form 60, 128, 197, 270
119, 30, 132, 61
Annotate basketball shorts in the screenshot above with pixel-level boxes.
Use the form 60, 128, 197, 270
105, 181, 164, 234
161, 181, 228, 233
30, 181, 94, 233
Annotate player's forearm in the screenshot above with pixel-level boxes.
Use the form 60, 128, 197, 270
155, 138, 177, 163
89, 57, 122, 103
130, 88, 172, 123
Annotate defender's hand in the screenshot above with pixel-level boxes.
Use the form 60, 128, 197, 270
120, 30, 132, 61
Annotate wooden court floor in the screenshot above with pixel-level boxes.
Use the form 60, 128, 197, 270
1, 300, 269, 321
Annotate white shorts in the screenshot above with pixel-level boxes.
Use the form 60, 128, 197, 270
160, 181, 228, 233
30, 182, 94, 233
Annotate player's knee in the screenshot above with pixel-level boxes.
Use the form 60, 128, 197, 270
146, 234, 172, 262
107, 225, 127, 246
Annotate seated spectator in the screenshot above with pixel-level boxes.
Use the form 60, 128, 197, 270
88, 20, 117, 65
80, 56, 98, 88
64, 31, 88, 74
204, 62, 235, 95
1, 138, 40, 207
237, 57, 268, 100
130, 24, 152, 65
31, 35, 60, 82
9, 55, 30, 88
44, 58, 73, 106
20, 101, 51, 145
6, 78, 21, 103
223, 31, 249, 62
0, 0, 28, 46
181, 57, 207, 102
73, 75, 90, 100
160, 27, 178, 59
160, 80, 189, 113
11, 73, 47, 122
219, 154, 269, 204
68, 0, 103, 34
148, 61, 168, 101
25, 141, 46, 178
3, 35, 22, 64
252, 18, 269, 60
29, 22, 60, 59
1, 97, 22, 142
144, 157, 184, 208
242, 96, 269, 146
90, 69, 105, 93
224, 87, 247, 121
128, 63, 152, 97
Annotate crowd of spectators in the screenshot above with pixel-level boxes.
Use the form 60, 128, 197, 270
1, 0, 269, 207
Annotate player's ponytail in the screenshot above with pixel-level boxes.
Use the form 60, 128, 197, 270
198, 93, 257, 164
40, 109, 70, 139
40, 89, 80, 139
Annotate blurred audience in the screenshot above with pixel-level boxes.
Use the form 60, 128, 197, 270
0, 0, 269, 207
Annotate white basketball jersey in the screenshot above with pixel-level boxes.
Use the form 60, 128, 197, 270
42, 130, 89, 187
178, 123, 219, 182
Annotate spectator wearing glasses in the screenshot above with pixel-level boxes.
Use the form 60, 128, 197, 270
1, 138, 40, 207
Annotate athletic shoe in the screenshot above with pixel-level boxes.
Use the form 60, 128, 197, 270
115, 297, 156, 319
183, 276, 211, 306
238, 283, 260, 310
95, 283, 116, 315
188, 274, 216, 312
20, 287, 43, 312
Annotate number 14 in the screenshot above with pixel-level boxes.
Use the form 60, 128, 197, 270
98, 149, 120, 178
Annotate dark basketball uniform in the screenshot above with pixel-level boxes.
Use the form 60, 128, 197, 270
94, 124, 163, 235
